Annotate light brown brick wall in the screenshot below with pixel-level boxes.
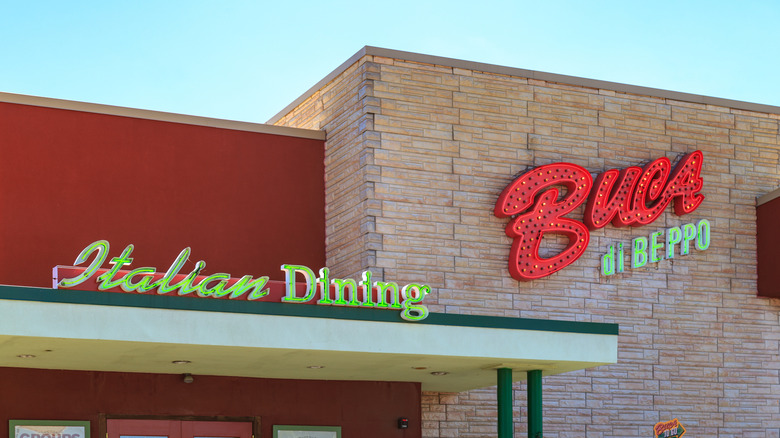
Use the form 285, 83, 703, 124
275, 57, 381, 278
275, 53, 780, 437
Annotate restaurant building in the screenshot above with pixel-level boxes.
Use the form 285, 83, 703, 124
1, 46, 778, 437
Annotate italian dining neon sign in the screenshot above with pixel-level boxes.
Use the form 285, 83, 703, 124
55, 240, 431, 321
494, 151, 705, 281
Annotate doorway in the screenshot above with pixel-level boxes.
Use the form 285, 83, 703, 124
107, 420, 253, 438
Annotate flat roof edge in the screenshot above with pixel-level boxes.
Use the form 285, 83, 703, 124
0, 284, 618, 336
269, 46, 780, 123
0, 91, 325, 140
757, 187, 780, 206
267, 47, 369, 125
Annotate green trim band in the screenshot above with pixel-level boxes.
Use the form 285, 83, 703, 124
0, 284, 618, 335
272, 425, 341, 438
9, 420, 91, 438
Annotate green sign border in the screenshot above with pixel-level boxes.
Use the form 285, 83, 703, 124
272, 425, 341, 438
9, 420, 90, 438
0, 284, 618, 336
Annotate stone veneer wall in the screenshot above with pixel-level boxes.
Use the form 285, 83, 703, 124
275, 58, 381, 277
274, 51, 780, 437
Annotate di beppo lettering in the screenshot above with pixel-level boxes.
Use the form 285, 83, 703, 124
601, 219, 711, 276
494, 151, 704, 281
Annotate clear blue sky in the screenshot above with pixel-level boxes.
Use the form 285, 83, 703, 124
1, 1, 778, 123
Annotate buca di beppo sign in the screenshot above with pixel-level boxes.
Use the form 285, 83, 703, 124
494, 151, 704, 281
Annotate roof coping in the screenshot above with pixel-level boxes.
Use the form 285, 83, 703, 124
758, 187, 780, 206
0, 91, 325, 140
268, 46, 780, 124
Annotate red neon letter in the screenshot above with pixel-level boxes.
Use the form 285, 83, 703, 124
584, 166, 641, 229
494, 163, 592, 281
585, 151, 705, 229
668, 150, 705, 215
630, 156, 673, 225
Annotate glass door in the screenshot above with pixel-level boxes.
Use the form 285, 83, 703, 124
183, 421, 252, 438
108, 420, 252, 438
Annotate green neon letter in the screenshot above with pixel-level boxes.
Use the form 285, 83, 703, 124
375, 281, 401, 309
332, 277, 359, 306
316, 267, 333, 304
666, 226, 682, 259
650, 231, 664, 263
227, 275, 270, 300
681, 223, 697, 255
632, 237, 648, 268
617, 242, 625, 273
119, 267, 157, 292
196, 273, 231, 297
58, 240, 109, 288
281, 264, 317, 303
360, 270, 375, 307
204, 275, 269, 299
135, 273, 163, 292
176, 261, 208, 295
97, 244, 135, 290
400, 284, 430, 321
156, 248, 191, 293
601, 245, 615, 276
696, 219, 711, 250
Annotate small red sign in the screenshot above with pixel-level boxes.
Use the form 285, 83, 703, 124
654, 418, 686, 438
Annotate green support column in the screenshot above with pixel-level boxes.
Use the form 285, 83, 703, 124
527, 369, 543, 438
497, 367, 513, 438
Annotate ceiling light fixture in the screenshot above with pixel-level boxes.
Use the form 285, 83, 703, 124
430, 371, 449, 376
172, 360, 191, 365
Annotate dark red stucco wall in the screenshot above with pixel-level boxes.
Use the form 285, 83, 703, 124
0, 102, 326, 286
0, 367, 421, 438
757, 196, 780, 298
0, 102, 422, 437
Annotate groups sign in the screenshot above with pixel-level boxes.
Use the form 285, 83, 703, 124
494, 151, 705, 281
